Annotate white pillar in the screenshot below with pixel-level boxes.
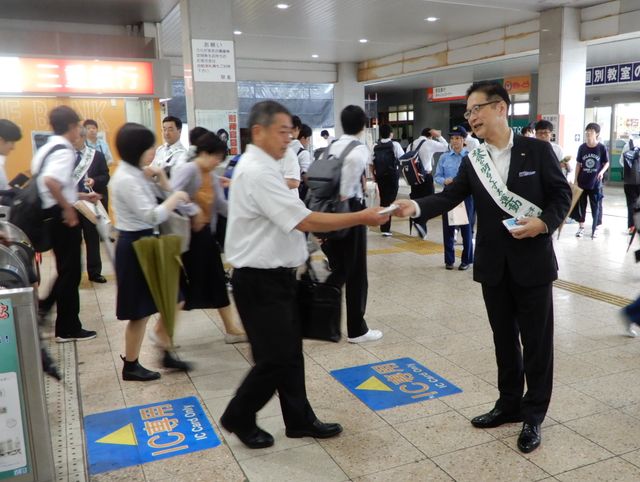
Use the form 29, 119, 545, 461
333, 62, 365, 136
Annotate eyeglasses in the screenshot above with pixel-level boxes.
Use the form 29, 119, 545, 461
463, 100, 500, 120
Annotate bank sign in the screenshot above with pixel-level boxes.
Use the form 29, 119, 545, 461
85, 397, 220, 475
586, 63, 640, 86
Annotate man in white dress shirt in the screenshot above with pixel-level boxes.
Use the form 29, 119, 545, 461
152, 116, 187, 177
0, 119, 22, 193
220, 100, 389, 450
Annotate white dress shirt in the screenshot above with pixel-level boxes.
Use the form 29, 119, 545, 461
550, 142, 564, 161
0, 155, 8, 190
111, 162, 170, 231
225, 144, 311, 269
290, 139, 312, 174
32, 135, 77, 209
278, 147, 302, 190
485, 130, 514, 182
152, 141, 187, 175
329, 134, 369, 200
409, 136, 449, 173
378, 138, 405, 159
465, 134, 481, 151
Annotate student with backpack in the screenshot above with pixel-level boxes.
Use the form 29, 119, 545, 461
373, 124, 403, 236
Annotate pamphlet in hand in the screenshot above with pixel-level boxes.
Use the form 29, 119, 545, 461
502, 217, 522, 232
378, 204, 399, 215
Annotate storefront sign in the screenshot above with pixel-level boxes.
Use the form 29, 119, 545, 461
0, 57, 154, 96
427, 83, 468, 102
195, 109, 239, 155
0, 299, 30, 480
192, 39, 236, 83
504, 75, 531, 94
587, 62, 640, 86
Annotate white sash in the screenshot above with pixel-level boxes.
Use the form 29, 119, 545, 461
468, 144, 542, 218
72, 147, 96, 186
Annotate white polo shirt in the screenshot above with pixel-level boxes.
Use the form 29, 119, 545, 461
278, 146, 302, 189
32, 136, 77, 209
409, 135, 449, 173
226, 144, 311, 269
329, 134, 370, 200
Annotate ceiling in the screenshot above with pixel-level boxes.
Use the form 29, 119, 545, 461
1, 0, 607, 63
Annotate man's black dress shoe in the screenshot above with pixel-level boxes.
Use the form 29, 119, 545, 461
89, 275, 107, 283
471, 408, 522, 428
517, 423, 541, 453
220, 417, 274, 449
285, 419, 343, 439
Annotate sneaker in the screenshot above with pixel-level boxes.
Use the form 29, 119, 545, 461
55, 328, 97, 343
576, 227, 584, 238
619, 310, 639, 338
445, 264, 454, 270
348, 329, 383, 344
591, 228, 599, 239
381, 232, 393, 237
458, 263, 470, 271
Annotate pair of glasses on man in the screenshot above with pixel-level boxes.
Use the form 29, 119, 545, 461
463, 100, 501, 120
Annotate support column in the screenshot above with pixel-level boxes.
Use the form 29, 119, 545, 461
180, 0, 240, 154
537, 7, 587, 159
333, 62, 365, 136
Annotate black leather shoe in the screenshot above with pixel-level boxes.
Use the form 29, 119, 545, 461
121, 356, 161, 382
285, 419, 343, 439
517, 423, 541, 453
89, 275, 107, 283
471, 408, 522, 428
445, 264, 454, 270
220, 417, 274, 449
162, 351, 192, 371
458, 263, 470, 271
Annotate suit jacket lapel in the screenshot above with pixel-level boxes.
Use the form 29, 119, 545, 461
506, 135, 526, 188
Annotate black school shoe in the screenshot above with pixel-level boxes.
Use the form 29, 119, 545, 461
55, 328, 97, 343
285, 419, 343, 439
220, 416, 275, 449
121, 356, 161, 382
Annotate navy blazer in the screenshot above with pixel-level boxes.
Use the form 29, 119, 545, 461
416, 135, 572, 287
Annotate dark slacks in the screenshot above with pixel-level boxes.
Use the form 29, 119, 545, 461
376, 173, 399, 233
80, 213, 102, 278
409, 174, 434, 236
222, 268, 316, 431
322, 200, 369, 338
442, 196, 474, 266
481, 270, 554, 426
43, 207, 83, 337
574, 185, 603, 225
624, 184, 640, 229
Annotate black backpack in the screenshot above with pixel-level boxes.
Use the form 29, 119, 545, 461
372, 141, 398, 179
623, 139, 640, 185
10, 144, 68, 252
399, 140, 428, 186
305, 140, 360, 240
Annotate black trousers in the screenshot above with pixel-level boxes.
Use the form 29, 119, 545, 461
222, 268, 316, 431
573, 185, 603, 226
322, 200, 369, 338
409, 175, 434, 236
481, 270, 554, 426
80, 213, 102, 278
376, 173, 399, 233
42, 207, 83, 337
624, 184, 640, 229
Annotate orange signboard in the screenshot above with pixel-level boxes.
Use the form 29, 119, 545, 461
0, 57, 154, 95
503, 75, 531, 94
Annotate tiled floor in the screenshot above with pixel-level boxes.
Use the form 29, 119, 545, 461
45, 185, 640, 481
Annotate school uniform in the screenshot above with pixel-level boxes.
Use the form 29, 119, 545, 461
374, 138, 403, 234
152, 141, 187, 178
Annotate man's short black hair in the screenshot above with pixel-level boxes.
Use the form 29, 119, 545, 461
341, 105, 367, 135
420, 127, 432, 137
291, 115, 302, 131
298, 124, 312, 139
0, 119, 22, 142
585, 122, 600, 134
248, 101, 291, 137
379, 124, 392, 139
189, 126, 210, 145
49, 106, 81, 135
83, 119, 98, 129
466, 81, 511, 107
162, 115, 182, 131
320, 129, 329, 137
522, 126, 534, 136
116, 123, 155, 167
534, 120, 554, 132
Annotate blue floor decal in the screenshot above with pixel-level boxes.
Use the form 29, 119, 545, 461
84, 396, 220, 475
330, 357, 462, 411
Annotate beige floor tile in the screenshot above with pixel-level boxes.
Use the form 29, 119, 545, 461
396, 410, 494, 457
554, 332, 613, 355
570, 369, 640, 408
353, 459, 454, 481
141, 444, 238, 480
82, 390, 126, 415
556, 457, 640, 482
503, 424, 612, 475
439, 374, 497, 410
573, 347, 640, 376
318, 425, 427, 479
566, 410, 640, 454
79, 368, 122, 396
239, 443, 348, 482
414, 332, 486, 357
432, 440, 549, 482
310, 346, 381, 372
180, 349, 252, 376
311, 400, 387, 435
444, 347, 497, 375
89, 465, 145, 481
546, 385, 612, 423
203, 393, 282, 422
553, 353, 610, 385
148, 462, 245, 482
190, 368, 250, 400
377, 397, 450, 424
122, 380, 198, 406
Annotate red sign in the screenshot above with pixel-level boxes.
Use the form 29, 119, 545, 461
504, 76, 530, 94
0, 57, 154, 95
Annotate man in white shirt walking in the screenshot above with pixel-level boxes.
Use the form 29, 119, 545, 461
220, 100, 389, 449
152, 116, 187, 177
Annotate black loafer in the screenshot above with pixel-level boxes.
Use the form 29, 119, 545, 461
220, 417, 274, 449
89, 275, 107, 283
471, 408, 522, 428
162, 351, 192, 371
517, 423, 541, 453
285, 419, 343, 439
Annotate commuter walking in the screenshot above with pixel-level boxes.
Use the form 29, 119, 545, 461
0, 119, 21, 196
372, 124, 403, 236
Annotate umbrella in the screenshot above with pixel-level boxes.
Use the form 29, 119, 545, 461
557, 183, 583, 239
133, 234, 183, 343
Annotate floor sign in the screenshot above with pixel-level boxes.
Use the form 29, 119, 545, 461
84, 396, 220, 475
330, 358, 462, 410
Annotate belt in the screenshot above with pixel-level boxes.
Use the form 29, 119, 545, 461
235, 267, 297, 275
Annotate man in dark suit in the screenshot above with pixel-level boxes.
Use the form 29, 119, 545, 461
393, 81, 571, 454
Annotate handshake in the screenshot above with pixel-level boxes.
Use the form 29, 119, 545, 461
375, 200, 417, 218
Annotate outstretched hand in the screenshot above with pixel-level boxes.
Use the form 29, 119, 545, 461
359, 207, 391, 227
390, 199, 417, 218
510, 217, 547, 239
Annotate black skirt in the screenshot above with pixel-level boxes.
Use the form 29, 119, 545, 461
115, 229, 160, 321
181, 225, 230, 310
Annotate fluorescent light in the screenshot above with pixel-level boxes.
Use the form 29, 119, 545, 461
311, 54, 319, 58
233, 30, 242, 35
425, 16, 438, 22
276, 3, 289, 9
359, 38, 368, 43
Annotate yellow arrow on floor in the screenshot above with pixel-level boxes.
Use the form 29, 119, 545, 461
356, 376, 392, 392
96, 423, 137, 446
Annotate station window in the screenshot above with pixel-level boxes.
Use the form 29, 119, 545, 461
511, 102, 530, 117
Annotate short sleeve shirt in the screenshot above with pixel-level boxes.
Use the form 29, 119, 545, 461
576, 143, 608, 190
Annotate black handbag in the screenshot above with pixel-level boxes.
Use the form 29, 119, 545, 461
297, 260, 342, 342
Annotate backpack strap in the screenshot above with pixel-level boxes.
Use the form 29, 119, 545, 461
337, 140, 361, 163
34, 144, 68, 180
297, 147, 305, 156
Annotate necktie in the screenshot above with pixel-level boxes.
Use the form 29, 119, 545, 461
75, 150, 82, 167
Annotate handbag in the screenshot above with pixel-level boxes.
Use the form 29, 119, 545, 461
159, 211, 191, 253
447, 202, 469, 226
297, 260, 342, 342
